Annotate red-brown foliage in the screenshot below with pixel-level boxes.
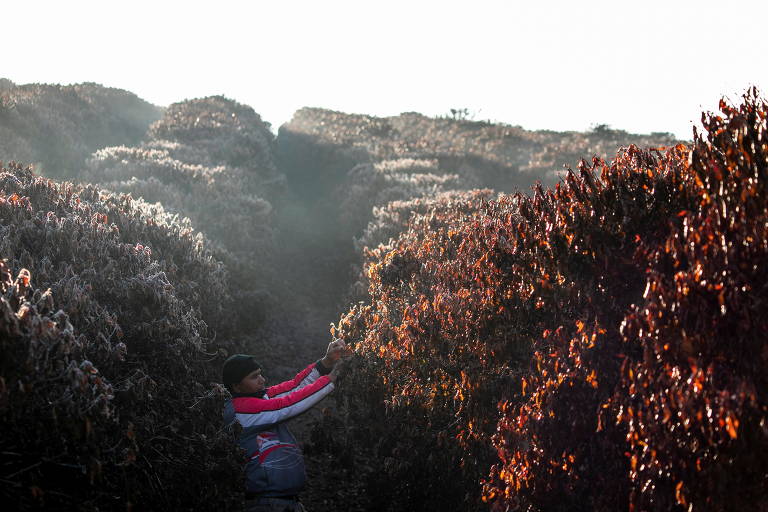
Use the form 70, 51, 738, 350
337, 158, 465, 241
487, 90, 767, 512
331, 190, 532, 510
333, 91, 766, 511
612, 89, 768, 511
483, 145, 695, 512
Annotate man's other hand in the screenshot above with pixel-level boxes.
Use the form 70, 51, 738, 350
329, 357, 347, 382
322, 339, 351, 369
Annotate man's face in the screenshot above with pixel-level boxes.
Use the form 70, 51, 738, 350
233, 369, 266, 394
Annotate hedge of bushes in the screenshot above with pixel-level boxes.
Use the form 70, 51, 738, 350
354, 188, 498, 257
146, 96, 279, 178
3, 79, 760, 511
278, 107, 680, 198
347, 189, 496, 304
0, 81, 162, 179
485, 91, 768, 512
607, 92, 768, 511
0, 163, 241, 510
329, 90, 766, 511
83, 96, 286, 332
273, 105, 679, 356
85, 145, 274, 258
337, 158, 466, 242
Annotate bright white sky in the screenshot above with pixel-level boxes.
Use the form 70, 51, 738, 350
5, 0, 767, 139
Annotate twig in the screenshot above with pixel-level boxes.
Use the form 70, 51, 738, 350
0, 477, 22, 487
4, 461, 42, 480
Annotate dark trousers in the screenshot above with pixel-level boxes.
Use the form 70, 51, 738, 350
245, 497, 306, 512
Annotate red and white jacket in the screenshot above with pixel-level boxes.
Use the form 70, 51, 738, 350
223, 361, 335, 496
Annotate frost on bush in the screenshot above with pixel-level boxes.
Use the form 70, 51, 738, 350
278, 107, 680, 197
0, 82, 162, 179
146, 96, 280, 183
355, 188, 497, 254
0, 163, 241, 510
0, 259, 115, 510
337, 158, 466, 240
83, 97, 285, 329
331, 91, 766, 512
85, 145, 274, 256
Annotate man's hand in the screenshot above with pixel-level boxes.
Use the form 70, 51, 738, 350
328, 358, 347, 383
321, 339, 351, 369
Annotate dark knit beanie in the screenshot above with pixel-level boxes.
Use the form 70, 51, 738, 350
222, 354, 261, 391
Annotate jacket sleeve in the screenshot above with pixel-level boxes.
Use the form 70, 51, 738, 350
233, 375, 335, 428
265, 360, 332, 398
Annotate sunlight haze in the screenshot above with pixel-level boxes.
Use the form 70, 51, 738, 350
5, 0, 767, 138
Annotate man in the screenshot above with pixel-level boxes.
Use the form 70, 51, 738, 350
222, 340, 349, 512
